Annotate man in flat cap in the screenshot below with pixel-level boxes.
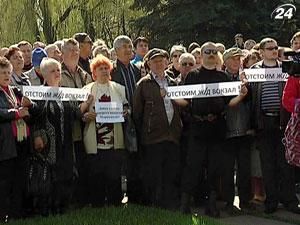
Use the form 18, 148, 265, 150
222, 47, 253, 214
133, 48, 183, 210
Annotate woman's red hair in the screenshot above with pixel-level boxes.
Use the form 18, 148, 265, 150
90, 54, 113, 81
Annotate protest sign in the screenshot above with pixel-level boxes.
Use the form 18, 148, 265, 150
95, 102, 124, 123
166, 81, 241, 99
22, 86, 89, 101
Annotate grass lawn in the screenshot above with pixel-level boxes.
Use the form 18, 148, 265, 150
7, 204, 226, 225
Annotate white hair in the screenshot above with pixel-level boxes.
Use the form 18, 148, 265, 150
40, 57, 61, 76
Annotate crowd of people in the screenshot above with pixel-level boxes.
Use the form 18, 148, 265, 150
0, 31, 300, 222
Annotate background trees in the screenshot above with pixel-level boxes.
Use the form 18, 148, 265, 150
0, 0, 299, 49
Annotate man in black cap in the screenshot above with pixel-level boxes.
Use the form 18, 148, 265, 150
73, 32, 93, 76
133, 48, 183, 210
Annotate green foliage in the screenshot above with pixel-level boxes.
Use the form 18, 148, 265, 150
6, 205, 224, 225
131, 0, 300, 49
1, 0, 300, 49
0, 0, 144, 47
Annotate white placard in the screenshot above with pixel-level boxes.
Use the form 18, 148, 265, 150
22, 86, 89, 101
95, 102, 124, 123
166, 81, 241, 99
243, 68, 289, 82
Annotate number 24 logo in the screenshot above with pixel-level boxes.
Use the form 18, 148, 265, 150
271, 4, 296, 20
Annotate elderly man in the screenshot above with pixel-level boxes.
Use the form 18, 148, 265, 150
222, 48, 252, 214
180, 42, 248, 217
24, 47, 47, 86
17, 41, 33, 72
111, 35, 141, 107
133, 48, 182, 210
250, 38, 300, 214
45, 44, 62, 62
73, 33, 93, 75
60, 38, 92, 207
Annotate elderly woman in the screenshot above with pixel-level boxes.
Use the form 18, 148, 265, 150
0, 57, 34, 221
5, 46, 31, 87
32, 58, 91, 215
82, 54, 128, 206
165, 45, 187, 78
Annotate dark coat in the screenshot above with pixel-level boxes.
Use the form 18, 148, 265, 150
0, 86, 35, 161
133, 73, 182, 145
32, 99, 81, 181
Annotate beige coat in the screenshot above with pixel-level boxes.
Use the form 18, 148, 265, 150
82, 81, 127, 154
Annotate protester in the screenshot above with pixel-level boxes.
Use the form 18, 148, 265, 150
73, 33, 93, 75
92, 45, 110, 58
133, 48, 183, 210
110, 35, 142, 203
216, 43, 226, 54
45, 44, 62, 62
188, 42, 200, 53
233, 34, 244, 49
191, 47, 202, 68
24, 48, 47, 86
0, 57, 35, 221
32, 58, 91, 215
82, 54, 128, 206
5, 46, 31, 87
166, 45, 187, 78
131, 37, 149, 65
180, 42, 248, 217
222, 48, 252, 214
250, 38, 300, 214
60, 38, 92, 207
0, 47, 9, 57
17, 41, 33, 72
244, 39, 256, 51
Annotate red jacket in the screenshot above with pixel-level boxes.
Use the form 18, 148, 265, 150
282, 76, 300, 113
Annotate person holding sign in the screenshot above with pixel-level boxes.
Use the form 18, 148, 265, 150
222, 47, 253, 214
82, 54, 128, 206
250, 38, 300, 214
31, 58, 92, 215
133, 48, 183, 210
180, 42, 248, 217
0, 57, 36, 221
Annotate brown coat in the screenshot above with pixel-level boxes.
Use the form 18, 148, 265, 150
133, 73, 182, 145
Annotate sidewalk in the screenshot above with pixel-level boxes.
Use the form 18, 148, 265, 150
192, 197, 300, 225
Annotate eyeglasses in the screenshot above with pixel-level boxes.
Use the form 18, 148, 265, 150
264, 46, 279, 51
203, 49, 218, 55
172, 54, 180, 58
181, 62, 194, 67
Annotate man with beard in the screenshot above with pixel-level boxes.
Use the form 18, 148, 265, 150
180, 42, 248, 217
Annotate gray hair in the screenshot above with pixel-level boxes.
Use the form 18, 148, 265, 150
170, 45, 187, 57
61, 38, 79, 53
45, 44, 58, 55
113, 35, 132, 50
179, 53, 196, 64
40, 57, 61, 76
